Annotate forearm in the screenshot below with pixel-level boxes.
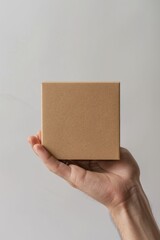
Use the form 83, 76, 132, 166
109, 184, 160, 240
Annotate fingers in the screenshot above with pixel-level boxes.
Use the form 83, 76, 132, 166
36, 130, 41, 143
28, 134, 71, 181
28, 135, 40, 145
34, 144, 71, 180
28, 130, 41, 143
27, 132, 91, 190
27, 135, 41, 156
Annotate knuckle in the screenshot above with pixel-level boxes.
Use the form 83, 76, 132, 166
53, 162, 61, 174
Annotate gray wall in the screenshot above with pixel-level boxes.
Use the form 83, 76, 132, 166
0, 0, 160, 239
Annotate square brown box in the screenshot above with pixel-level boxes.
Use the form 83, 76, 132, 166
41, 82, 120, 160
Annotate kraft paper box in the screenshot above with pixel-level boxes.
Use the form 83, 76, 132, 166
41, 82, 120, 160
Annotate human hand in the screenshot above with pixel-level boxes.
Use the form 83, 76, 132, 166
28, 131, 140, 212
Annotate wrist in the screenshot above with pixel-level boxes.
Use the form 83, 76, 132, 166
109, 182, 160, 240
109, 182, 144, 217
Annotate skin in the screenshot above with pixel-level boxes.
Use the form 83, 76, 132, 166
28, 131, 160, 240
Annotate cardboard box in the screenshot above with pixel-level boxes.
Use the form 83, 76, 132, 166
41, 82, 120, 160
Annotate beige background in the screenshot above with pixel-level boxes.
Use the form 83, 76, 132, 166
0, 0, 160, 239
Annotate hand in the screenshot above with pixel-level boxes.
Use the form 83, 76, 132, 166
28, 131, 140, 211
28, 132, 160, 240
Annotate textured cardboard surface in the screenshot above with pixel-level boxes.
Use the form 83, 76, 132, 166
41, 82, 120, 160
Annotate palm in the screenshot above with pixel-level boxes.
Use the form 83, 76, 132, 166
28, 131, 140, 208
65, 150, 139, 207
